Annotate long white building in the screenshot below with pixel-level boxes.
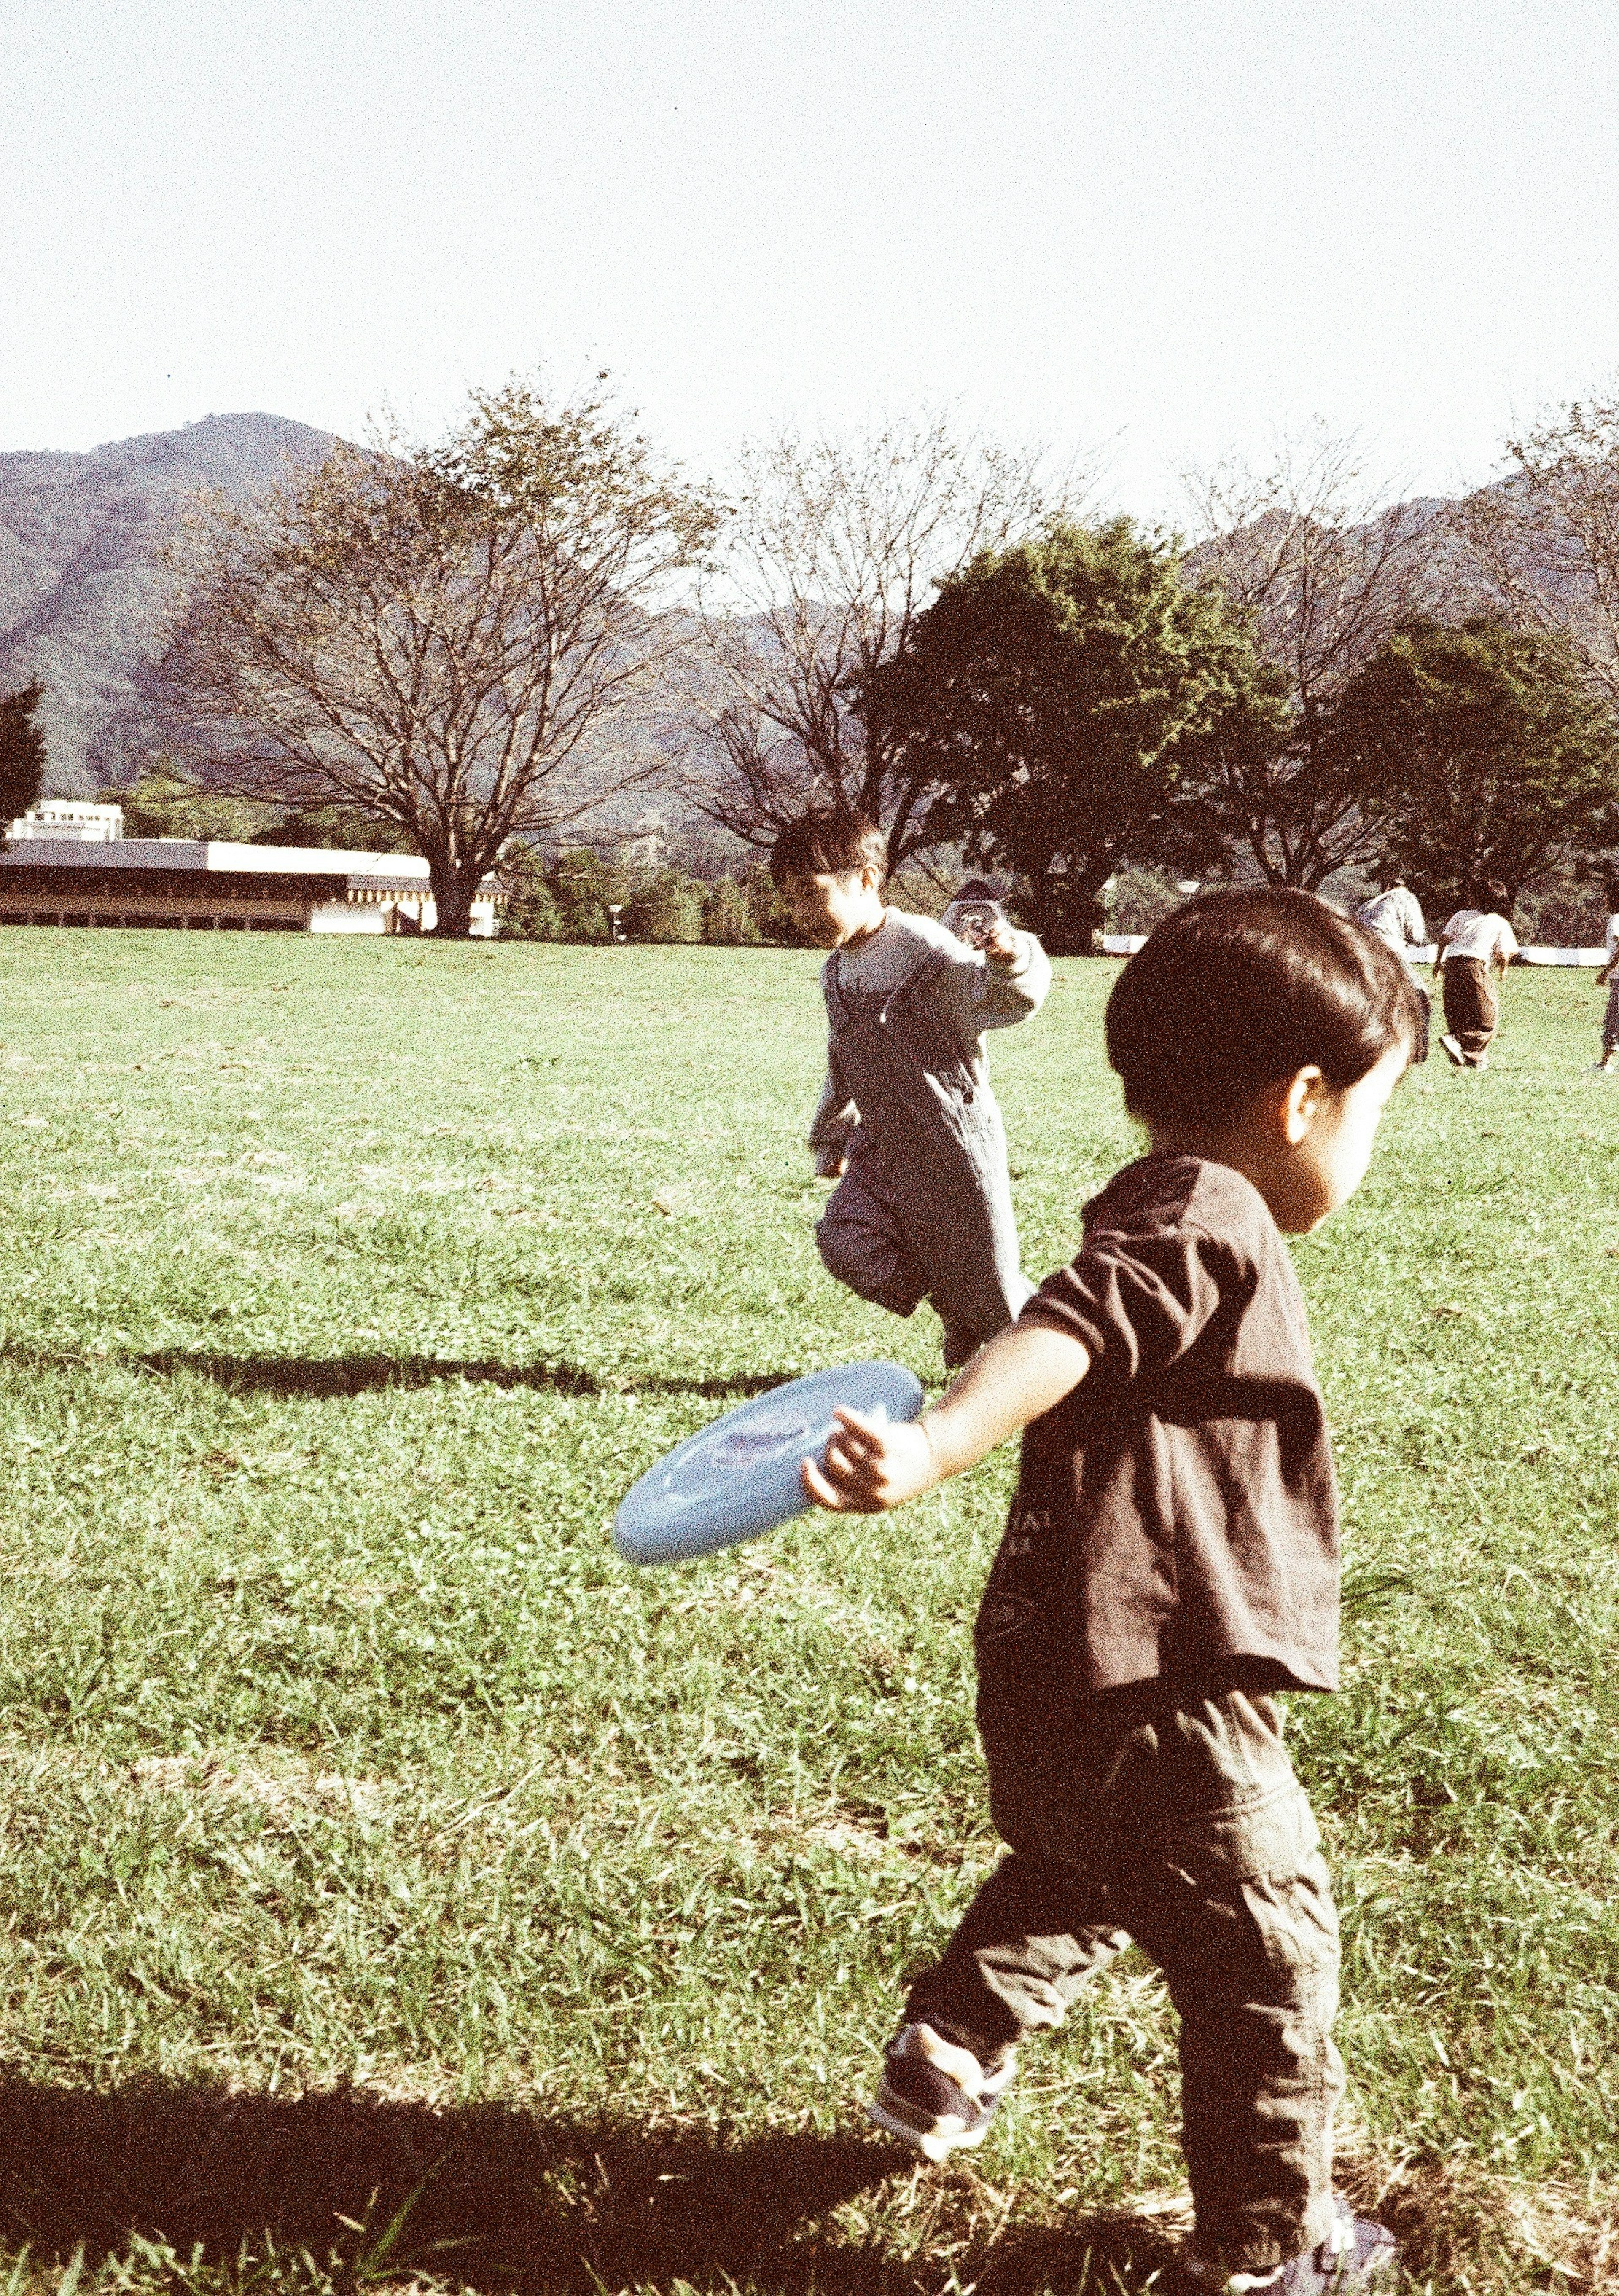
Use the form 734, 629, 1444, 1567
0, 807, 499, 935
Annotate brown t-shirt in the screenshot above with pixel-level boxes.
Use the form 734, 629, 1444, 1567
977, 1154, 1339, 1699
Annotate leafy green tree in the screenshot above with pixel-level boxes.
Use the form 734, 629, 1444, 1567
103, 763, 274, 841
864, 520, 1263, 951
1334, 617, 1619, 913
258, 803, 414, 853
496, 843, 565, 940
106, 765, 418, 853
0, 682, 47, 824
737, 860, 799, 944
623, 869, 704, 943
701, 875, 753, 945
547, 848, 629, 942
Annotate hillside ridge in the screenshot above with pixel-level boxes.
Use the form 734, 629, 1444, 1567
0, 413, 338, 793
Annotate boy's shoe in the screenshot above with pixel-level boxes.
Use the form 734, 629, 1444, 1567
867, 2020, 1017, 2162
1177, 2197, 1398, 2293
1439, 1032, 1465, 1066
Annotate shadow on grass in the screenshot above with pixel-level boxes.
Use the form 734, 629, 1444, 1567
2, 1346, 791, 1403
0, 2076, 1184, 2294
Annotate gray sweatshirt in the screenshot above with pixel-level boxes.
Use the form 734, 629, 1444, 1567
807, 909, 1052, 1171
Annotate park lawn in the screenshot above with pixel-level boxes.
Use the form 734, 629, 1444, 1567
0, 929, 1616, 2296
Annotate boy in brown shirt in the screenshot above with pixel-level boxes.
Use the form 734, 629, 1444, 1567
804, 889, 1423, 2296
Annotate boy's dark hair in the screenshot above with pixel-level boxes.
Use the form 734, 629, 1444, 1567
1105, 888, 1423, 1129
769, 809, 888, 889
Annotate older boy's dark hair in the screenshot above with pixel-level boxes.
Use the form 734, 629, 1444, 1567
1105, 888, 1423, 1129
769, 809, 888, 888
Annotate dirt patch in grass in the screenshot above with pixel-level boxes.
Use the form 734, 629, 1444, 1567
129, 1754, 387, 1828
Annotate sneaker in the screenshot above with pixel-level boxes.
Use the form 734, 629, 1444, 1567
867, 2020, 1017, 2162
1439, 1033, 1466, 1066
1178, 2197, 1398, 2293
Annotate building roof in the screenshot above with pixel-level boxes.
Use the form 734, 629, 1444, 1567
0, 838, 439, 893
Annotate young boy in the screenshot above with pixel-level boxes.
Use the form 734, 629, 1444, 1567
1593, 907, 1619, 1075
1433, 886, 1518, 1069
804, 889, 1421, 2294
772, 811, 1051, 1368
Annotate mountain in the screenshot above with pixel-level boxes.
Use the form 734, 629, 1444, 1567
0, 414, 337, 794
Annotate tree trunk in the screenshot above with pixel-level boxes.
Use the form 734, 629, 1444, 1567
429, 866, 480, 939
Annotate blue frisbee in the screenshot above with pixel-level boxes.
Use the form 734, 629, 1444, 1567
613, 1360, 925, 1566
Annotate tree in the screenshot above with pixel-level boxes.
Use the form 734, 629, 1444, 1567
0, 682, 46, 824
153, 378, 718, 936
701, 875, 752, 945
495, 842, 565, 941
622, 868, 704, 943
103, 762, 416, 851
1333, 617, 1619, 914
546, 847, 629, 942
867, 520, 1264, 952
1452, 389, 1619, 713
1186, 430, 1446, 886
684, 414, 1090, 868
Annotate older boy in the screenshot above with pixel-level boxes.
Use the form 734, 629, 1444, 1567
1354, 879, 1429, 1061
805, 890, 1421, 2295
1433, 888, 1518, 1069
772, 812, 1050, 1368
1594, 908, 1619, 1075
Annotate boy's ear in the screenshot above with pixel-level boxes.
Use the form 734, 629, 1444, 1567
1280, 1066, 1327, 1145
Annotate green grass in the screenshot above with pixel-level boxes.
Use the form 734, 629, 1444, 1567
0, 928, 1616, 2295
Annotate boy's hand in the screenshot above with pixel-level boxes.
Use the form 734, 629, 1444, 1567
981, 920, 1022, 967
801, 1407, 939, 1513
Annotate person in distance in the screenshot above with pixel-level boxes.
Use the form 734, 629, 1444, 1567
772, 810, 1050, 1370
1432, 883, 1517, 1070
1353, 878, 1430, 1063
804, 888, 1423, 2296
1592, 896, 1619, 1075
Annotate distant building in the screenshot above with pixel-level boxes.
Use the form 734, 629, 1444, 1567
9, 801, 126, 843
0, 817, 498, 935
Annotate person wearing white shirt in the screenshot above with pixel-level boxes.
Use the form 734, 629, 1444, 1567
1432, 886, 1519, 1069
1595, 910, 1619, 1075
1354, 882, 1429, 1061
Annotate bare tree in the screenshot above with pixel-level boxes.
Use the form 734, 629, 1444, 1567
1451, 389, 1619, 713
152, 379, 717, 935
1184, 428, 1446, 887
682, 414, 1093, 866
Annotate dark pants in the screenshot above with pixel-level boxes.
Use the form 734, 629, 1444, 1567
906, 1689, 1343, 2272
1442, 957, 1498, 1065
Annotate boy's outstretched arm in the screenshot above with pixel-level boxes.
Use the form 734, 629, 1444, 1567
801, 1320, 1090, 1514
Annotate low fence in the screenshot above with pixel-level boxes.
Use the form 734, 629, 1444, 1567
1098, 934, 1608, 966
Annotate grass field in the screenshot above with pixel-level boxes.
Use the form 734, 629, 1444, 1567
0, 929, 1617, 2296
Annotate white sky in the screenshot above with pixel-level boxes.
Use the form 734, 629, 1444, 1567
5, 0, 1619, 520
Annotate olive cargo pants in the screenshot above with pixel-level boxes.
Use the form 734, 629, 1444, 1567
905, 1688, 1343, 2272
